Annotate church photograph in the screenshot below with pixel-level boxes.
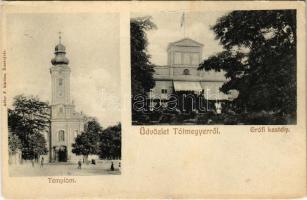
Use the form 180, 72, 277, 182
131, 10, 297, 125
7, 13, 121, 176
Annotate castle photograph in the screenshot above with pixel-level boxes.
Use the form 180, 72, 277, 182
131, 10, 297, 125
7, 13, 121, 176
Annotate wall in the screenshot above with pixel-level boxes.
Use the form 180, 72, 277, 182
51, 119, 84, 161
150, 80, 173, 99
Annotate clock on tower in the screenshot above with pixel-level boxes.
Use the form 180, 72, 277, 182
50, 34, 71, 105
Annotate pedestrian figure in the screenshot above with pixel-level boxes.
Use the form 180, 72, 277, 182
31, 159, 34, 167
110, 162, 114, 171
118, 162, 121, 169
40, 157, 44, 168
78, 160, 82, 169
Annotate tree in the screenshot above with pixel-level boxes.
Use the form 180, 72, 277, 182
8, 133, 22, 154
131, 17, 156, 113
72, 119, 102, 161
8, 95, 49, 160
99, 123, 121, 160
8, 130, 22, 164
23, 132, 48, 160
198, 10, 296, 120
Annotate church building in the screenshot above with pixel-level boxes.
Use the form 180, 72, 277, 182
149, 38, 235, 111
48, 36, 86, 162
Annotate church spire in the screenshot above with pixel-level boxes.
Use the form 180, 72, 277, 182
51, 32, 69, 65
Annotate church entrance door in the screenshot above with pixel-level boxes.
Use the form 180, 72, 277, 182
58, 146, 67, 162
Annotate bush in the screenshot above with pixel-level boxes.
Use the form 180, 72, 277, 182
240, 111, 294, 125
159, 113, 176, 124
223, 114, 239, 125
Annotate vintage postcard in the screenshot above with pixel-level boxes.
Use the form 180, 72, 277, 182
1, 1, 306, 199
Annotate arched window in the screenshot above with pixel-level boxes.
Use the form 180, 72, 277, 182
58, 78, 63, 86
183, 69, 190, 75
58, 130, 65, 142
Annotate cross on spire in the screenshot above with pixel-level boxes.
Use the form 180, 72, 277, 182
58, 31, 62, 44
180, 12, 186, 38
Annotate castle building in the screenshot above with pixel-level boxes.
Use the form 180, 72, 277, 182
149, 38, 235, 111
49, 36, 86, 162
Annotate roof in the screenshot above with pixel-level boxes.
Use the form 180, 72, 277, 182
173, 81, 202, 92
167, 37, 204, 50
55, 43, 66, 53
51, 42, 69, 65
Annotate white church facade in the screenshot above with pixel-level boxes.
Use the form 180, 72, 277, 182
48, 38, 86, 162
149, 38, 235, 111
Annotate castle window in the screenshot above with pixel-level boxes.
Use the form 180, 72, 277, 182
183, 53, 190, 64
174, 52, 181, 64
58, 130, 65, 142
161, 89, 167, 94
191, 53, 200, 65
59, 107, 63, 113
183, 69, 190, 75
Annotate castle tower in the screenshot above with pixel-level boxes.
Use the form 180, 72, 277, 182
49, 33, 85, 162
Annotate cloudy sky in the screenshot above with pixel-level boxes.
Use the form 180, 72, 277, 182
6, 13, 120, 127
131, 11, 230, 65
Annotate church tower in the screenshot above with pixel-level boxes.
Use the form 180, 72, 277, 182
49, 34, 85, 162
50, 34, 71, 106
